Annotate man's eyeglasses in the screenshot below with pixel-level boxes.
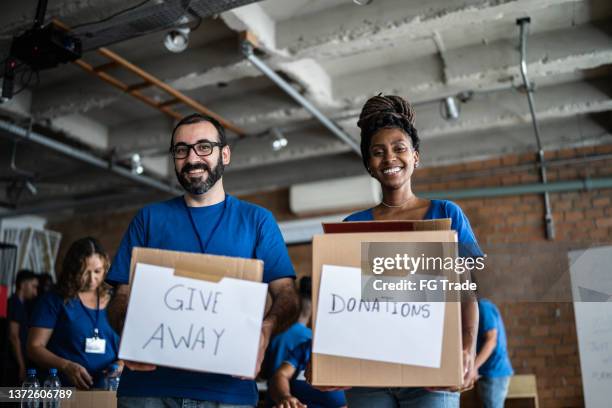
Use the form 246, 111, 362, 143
170, 141, 225, 159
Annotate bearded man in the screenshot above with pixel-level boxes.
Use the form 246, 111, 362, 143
106, 113, 299, 408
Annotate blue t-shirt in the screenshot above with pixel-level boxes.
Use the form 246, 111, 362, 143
283, 339, 346, 408
477, 299, 513, 378
8, 295, 30, 360
343, 199, 483, 258
262, 322, 312, 380
29, 291, 120, 388
106, 194, 296, 405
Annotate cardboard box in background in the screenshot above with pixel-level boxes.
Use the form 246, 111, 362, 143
62, 391, 116, 408
311, 228, 463, 387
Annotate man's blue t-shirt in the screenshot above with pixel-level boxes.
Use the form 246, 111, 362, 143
8, 295, 30, 358
477, 299, 513, 378
283, 339, 346, 408
29, 291, 120, 387
262, 322, 312, 380
343, 199, 483, 258
106, 195, 296, 405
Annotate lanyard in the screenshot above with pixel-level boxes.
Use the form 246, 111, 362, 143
79, 293, 100, 337
183, 195, 227, 254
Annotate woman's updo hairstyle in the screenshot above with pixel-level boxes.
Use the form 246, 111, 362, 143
357, 94, 420, 170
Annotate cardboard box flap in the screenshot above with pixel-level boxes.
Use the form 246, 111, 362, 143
323, 218, 452, 233
129, 247, 263, 284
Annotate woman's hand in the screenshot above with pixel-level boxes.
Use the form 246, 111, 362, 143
61, 361, 93, 390
425, 348, 477, 393
460, 347, 477, 391
275, 396, 307, 408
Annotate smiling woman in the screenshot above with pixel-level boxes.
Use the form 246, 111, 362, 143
341, 94, 484, 408
26, 237, 121, 390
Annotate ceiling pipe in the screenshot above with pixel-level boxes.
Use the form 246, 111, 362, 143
241, 38, 361, 156
517, 17, 555, 240
421, 177, 612, 200
0, 120, 183, 197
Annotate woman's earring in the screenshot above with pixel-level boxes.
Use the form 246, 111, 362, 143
414, 162, 419, 168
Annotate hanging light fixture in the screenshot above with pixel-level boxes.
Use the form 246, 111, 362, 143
441, 96, 460, 121
164, 27, 190, 53
131, 153, 144, 174
270, 128, 288, 151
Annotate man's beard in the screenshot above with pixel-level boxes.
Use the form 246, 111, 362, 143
176, 156, 225, 195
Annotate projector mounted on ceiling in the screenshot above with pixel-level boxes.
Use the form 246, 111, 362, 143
2, 0, 82, 102
1, 0, 264, 103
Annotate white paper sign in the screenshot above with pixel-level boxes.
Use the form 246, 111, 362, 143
119, 263, 268, 377
569, 247, 612, 408
313, 265, 445, 368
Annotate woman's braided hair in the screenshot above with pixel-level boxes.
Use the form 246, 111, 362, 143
357, 94, 420, 170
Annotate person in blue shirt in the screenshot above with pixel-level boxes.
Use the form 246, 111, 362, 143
105, 113, 299, 408
475, 298, 514, 408
7, 269, 38, 385
266, 277, 347, 408
27, 237, 121, 389
270, 339, 347, 408
338, 95, 482, 408
262, 277, 313, 381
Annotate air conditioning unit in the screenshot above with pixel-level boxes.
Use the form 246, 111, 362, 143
289, 175, 381, 215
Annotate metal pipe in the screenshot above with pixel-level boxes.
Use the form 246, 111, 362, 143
0, 192, 158, 219
421, 177, 612, 200
4, 174, 610, 219
33, 0, 48, 28
241, 41, 361, 156
517, 17, 555, 240
0, 120, 182, 196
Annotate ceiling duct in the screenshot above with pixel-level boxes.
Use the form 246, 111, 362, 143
73, 0, 263, 51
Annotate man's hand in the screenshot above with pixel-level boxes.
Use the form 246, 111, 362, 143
275, 396, 307, 408
61, 361, 93, 390
124, 361, 157, 372
255, 320, 274, 377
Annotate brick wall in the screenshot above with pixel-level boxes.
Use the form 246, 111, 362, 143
47, 144, 612, 407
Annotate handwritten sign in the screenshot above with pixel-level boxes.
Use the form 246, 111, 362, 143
570, 246, 612, 408
313, 265, 445, 368
119, 263, 268, 377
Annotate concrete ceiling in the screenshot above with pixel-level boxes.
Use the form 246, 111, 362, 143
0, 0, 611, 215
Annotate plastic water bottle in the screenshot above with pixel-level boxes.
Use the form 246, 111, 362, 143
105, 363, 120, 391
21, 368, 40, 408
43, 368, 61, 408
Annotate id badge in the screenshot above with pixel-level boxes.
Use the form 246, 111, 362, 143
85, 336, 106, 354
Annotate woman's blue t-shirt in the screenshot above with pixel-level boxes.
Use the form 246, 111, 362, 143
343, 199, 483, 258
30, 291, 120, 387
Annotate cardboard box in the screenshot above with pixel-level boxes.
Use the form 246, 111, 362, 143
62, 390, 116, 408
128, 247, 263, 285
311, 228, 463, 387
